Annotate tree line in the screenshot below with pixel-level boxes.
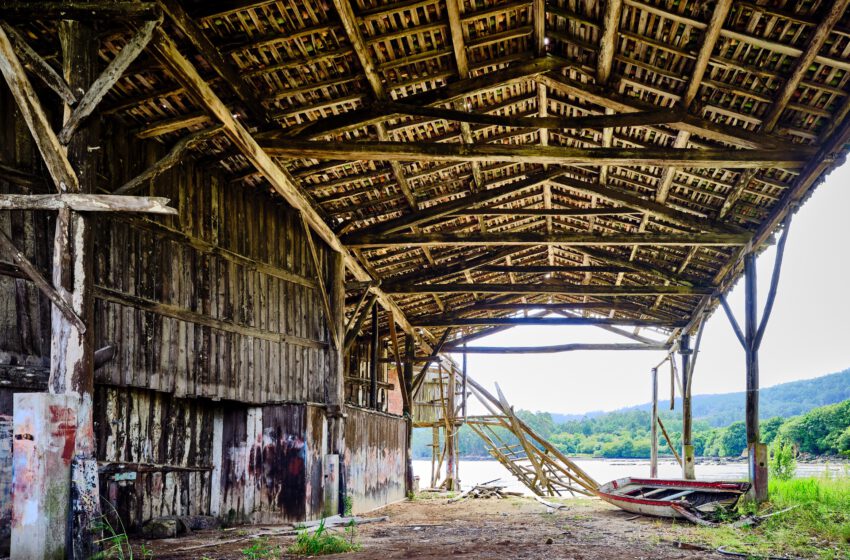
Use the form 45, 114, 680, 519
412, 398, 850, 460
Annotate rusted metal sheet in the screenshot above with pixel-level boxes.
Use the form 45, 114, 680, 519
95, 386, 214, 531
344, 406, 406, 514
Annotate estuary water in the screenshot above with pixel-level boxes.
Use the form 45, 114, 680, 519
412, 458, 848, 495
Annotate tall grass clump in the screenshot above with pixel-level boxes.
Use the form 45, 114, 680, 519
769, 438, 797, 481
287, 519, 360, 556
763, 476, 850, 556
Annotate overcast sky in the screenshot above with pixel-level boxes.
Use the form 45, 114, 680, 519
449, 164, 850, 415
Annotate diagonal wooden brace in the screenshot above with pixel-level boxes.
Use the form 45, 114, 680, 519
0, 229, 86, 333
58, 18, 160, 144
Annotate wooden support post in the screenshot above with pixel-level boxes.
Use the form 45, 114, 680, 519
445, 364, 457, 491
370, 303, 379, 409
650, 367, 658, 478
461, 344, 468, 422
404, 337, 415, 494
326, 250, 346, 513
680, 334, 695, 479
54, 21, 100, 559
744, 253, 768, 502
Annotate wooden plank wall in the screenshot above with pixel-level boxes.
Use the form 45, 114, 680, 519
95, 386, 215, 531
219, 402, 326, 524
343, 406, 406, 514
93, 152, 331, 404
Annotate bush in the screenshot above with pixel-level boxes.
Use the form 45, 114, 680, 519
769, 438, 797, 481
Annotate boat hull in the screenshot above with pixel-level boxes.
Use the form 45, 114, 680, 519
596, 477, 749, 520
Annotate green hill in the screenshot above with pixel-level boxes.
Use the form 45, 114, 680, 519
413, 368, 850, 459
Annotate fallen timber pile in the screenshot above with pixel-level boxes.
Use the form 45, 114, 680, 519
448, 481, 523, 502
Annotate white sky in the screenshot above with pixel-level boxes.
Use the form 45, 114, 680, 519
449, 163, 850, 415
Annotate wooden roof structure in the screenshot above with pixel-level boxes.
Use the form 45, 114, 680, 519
4, 0, 850, 353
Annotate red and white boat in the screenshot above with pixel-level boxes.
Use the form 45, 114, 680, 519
596, 477, 750, 522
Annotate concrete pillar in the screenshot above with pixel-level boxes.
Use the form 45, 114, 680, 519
11, 393, 78, 560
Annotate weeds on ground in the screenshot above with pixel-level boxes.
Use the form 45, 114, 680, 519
241, 536, 281, 560
91, 500, 137, 560
344, 495, 354, 516
287, 519, 360, 555
673, 476, 850, 560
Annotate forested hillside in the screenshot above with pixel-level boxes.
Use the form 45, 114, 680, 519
413, 368, 850, 459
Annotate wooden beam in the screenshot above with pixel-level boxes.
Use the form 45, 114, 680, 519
717, 0, 849, 219
0, 25, 78, 192
387, 283, 713, 295
450, 207, 642, 217
346, 231, 751, 248
538, 71, 790, 149
381, 247, 526, 289
0, 22, 76, 104
479, 264, 635, 274
0, 2, 160, 20
0, 194, 177, 214
156, 0, 269, 124
412, 316, 685, 328
114, 126, 222, 194
551, 175, 749, 235
681, 0, 732, 108
443, 301, 643, 313
445, 342, 669, 353
597, 0, 623, 85
302, 214, 341, 349
58, 19, 159, 144
344, 293, 378, 353
285, 56, 567, 138
380, 102, 686, 130
261, 139, 810, 168
348, 168, 562, 238
0, 229, 86, 333
146, 28, 431, 352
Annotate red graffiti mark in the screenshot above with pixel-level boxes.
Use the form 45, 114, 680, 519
49, 404, 77, 464
54, 422, 77, 463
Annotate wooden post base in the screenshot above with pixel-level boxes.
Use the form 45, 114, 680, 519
747, 442, 769, 503
682, 444, 695, 479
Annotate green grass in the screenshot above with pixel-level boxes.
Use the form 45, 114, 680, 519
678, 476, 850, 560
286, 519, 360, 556
241, 537, 281, 560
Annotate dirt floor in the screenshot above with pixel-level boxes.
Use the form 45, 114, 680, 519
132, 495, 731, 559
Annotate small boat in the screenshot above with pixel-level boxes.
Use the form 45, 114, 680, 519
596, 477, 750, 523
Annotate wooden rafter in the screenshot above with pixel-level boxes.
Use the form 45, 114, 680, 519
147, 27, 432, 351
346, 231, 751, 248
262, 139, 810, 168
386, 284, 712, 296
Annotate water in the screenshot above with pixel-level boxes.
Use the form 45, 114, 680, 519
413, 458, 848, 495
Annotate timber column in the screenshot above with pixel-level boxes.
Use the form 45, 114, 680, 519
680, 334, 695, 479
650, 367, 658, 478
52, 19, 100, 559
326, 250, 346, 515
744, 254, 768, 502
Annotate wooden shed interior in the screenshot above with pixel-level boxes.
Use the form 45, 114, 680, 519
1, 0, 849, 556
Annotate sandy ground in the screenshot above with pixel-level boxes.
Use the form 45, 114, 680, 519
131, 495, 728, 559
